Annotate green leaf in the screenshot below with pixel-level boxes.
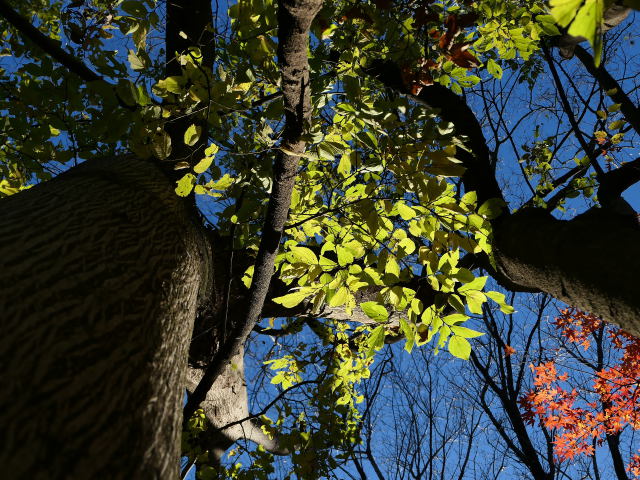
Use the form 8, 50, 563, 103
242, 265, 254, 288
272, 289, 315, 308
448, 336, 472, 360
385, 257, 401, 277
154, 76, 184, 95
193, 156, 214, 174
451, 325, 485, 338
478, 198, 507, 219
366, 325, 386, 357
448, 294, 466, 313
443, 313, 469, 325
121, 0, 147, 16
399, 318, 415, 353
128, 49, 147, 71
486, 59, 503, 80
336, 245, 354, 266
288, 246, 318, 264
328, 286, 349, 307
421, 305, 437, 326
549, 0, 583, 27
486, 291, 515, 314
463, 290, 487, 314
396, 202, 416, 220
337, 153, 351, 176
608, 120, 626, 131
458, 276, 488, 292
175, 173, 196, 197
152, 130, 172, 160
397, 238, 415, 256
360, 301, 389, 322
184, 124, 201, 146
115, 79, 139, 106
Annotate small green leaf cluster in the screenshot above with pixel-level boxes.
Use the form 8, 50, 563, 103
475, 2, 559, 62
263, 79, 513, 360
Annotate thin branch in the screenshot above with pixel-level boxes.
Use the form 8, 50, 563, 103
573, 44, 640, 135
542, 44, 604, 180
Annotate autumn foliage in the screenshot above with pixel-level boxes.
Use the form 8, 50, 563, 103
519, 308, 640, 476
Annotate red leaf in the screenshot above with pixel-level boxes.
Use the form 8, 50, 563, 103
341, 6, 373, 23
439, 14, 459, 51
409, 82, 423, 95
448, 43, 480, 68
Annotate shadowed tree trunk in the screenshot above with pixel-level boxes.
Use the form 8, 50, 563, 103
0, 155, 211, 478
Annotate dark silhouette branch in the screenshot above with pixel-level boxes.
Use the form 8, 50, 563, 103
365, 59, 504, 207
573, 44, 640, 135
0, 0, 101, 83
0, 0, 138, 111
598, 156, 640, 201
542, 44, 605, 180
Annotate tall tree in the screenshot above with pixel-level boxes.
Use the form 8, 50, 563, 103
1, 0, 639, 477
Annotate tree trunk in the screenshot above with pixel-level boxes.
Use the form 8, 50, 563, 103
0, 156, 211, 479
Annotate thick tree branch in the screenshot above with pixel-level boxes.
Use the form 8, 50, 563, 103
493, 208, 640, 337
365, 60, 504, 206
598, 156, 640, 201
183, 0, 323, 422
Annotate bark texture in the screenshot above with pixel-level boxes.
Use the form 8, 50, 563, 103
0, 156, 211, 479
493, 208, 640, 338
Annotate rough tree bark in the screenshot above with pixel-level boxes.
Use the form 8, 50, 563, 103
0, 156, 211, 478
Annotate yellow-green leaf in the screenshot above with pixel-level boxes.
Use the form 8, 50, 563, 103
366, 325, 386, 357
486, 58, 503, 79
448, 336, 472, 360
193, 155, 214, 174
184, 124, 201, 147
175, 173, 196, 196
451, 325, 485, 338
272, 289, 315, 308
328, 286, 349, 307
399, 318, 415, 353
288, 246, 318, 265
486, 291, 515, 314
360, 301, 388, 322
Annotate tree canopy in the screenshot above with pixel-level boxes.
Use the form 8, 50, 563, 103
1, 0, 639, 478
